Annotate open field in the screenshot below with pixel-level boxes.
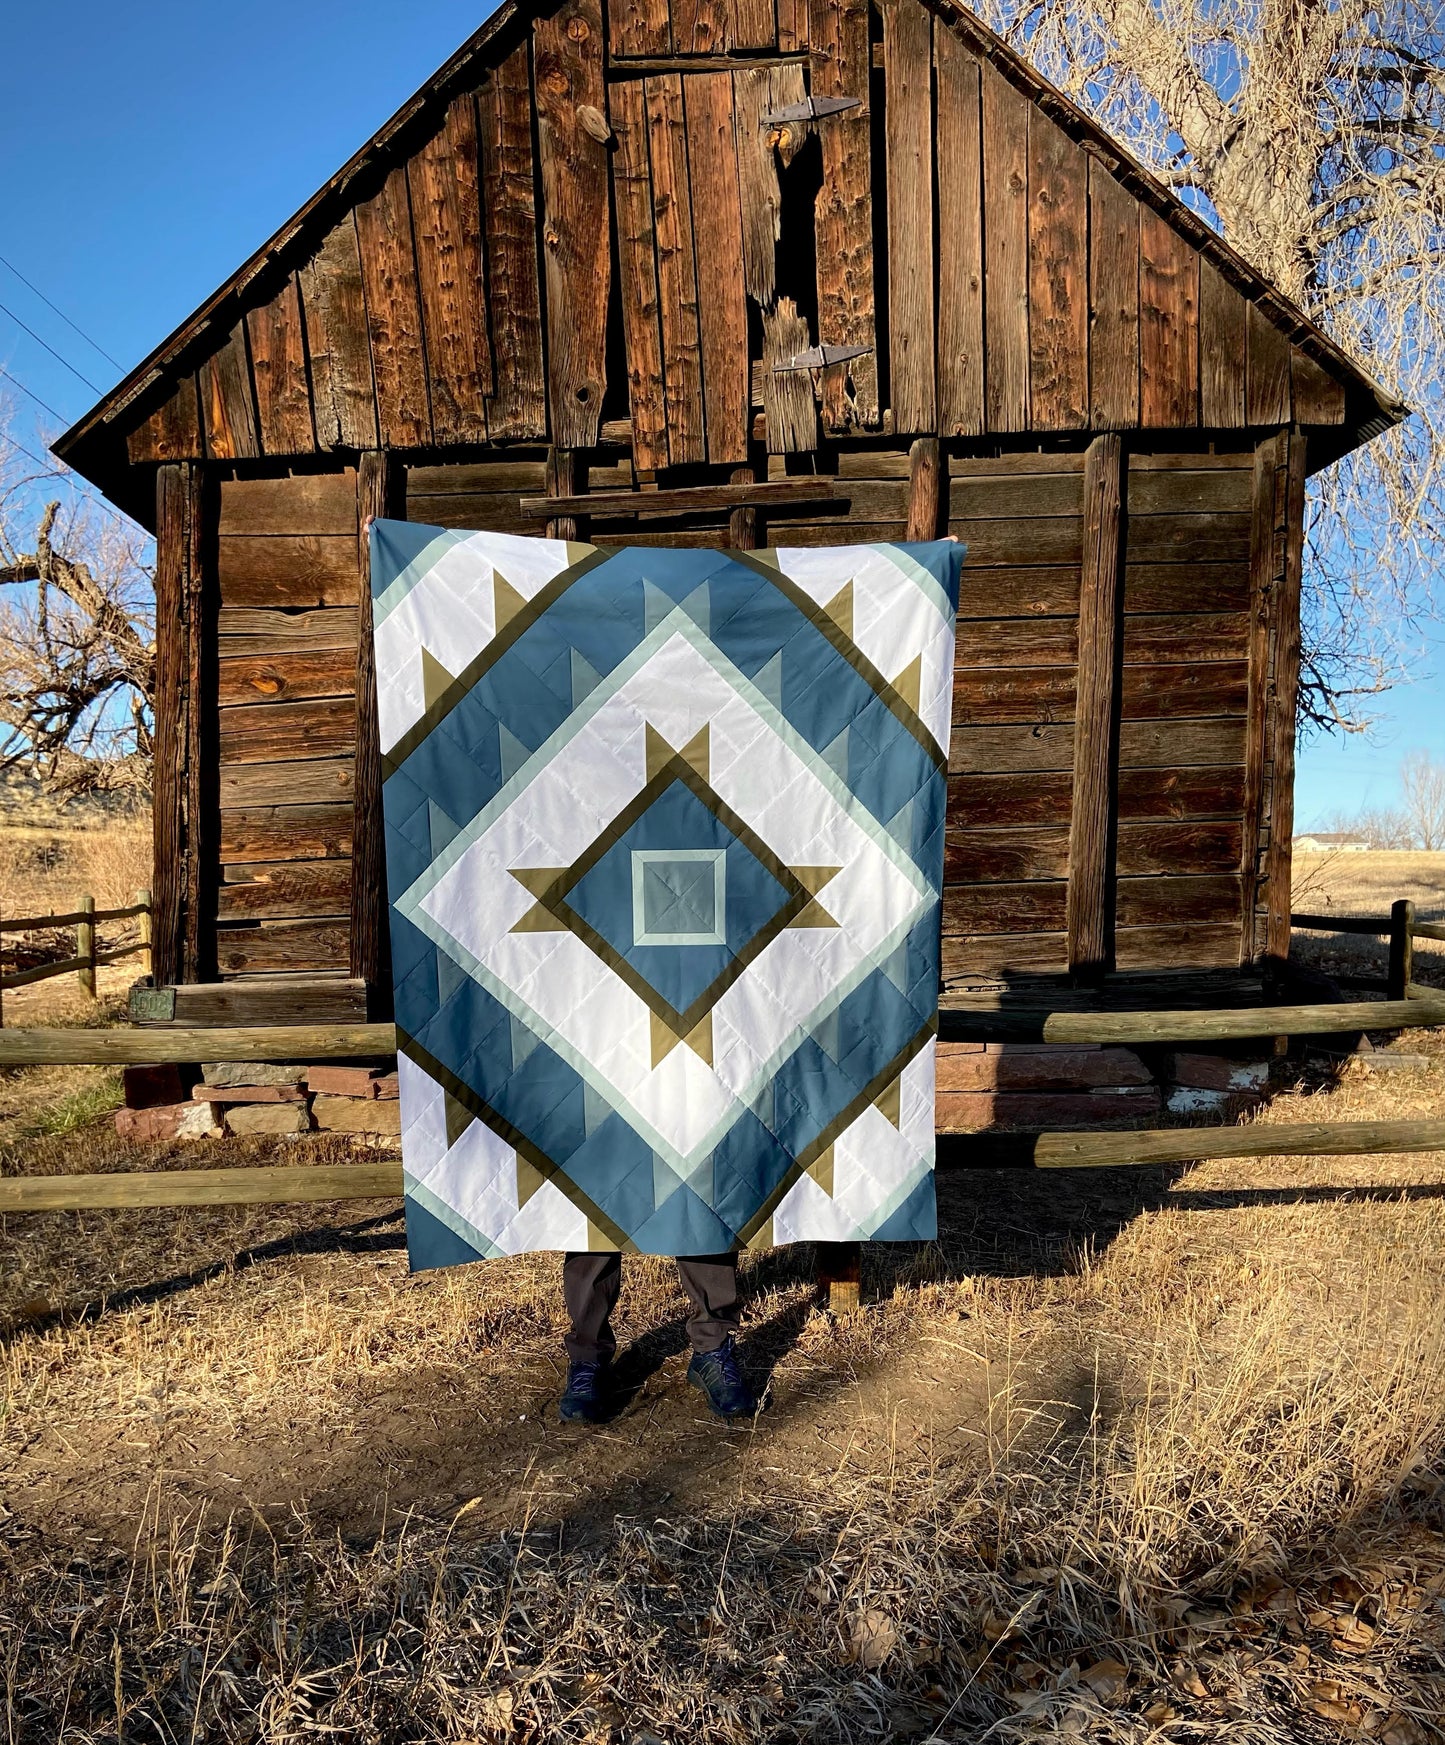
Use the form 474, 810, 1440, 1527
2, 841, 1444, 1740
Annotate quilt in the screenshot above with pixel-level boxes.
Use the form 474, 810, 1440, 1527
371, 524, 963, 1267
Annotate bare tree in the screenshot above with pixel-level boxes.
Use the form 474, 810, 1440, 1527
0, 420, 154, 798
1399, 748, 1445, 850
971, 0, 1443, 730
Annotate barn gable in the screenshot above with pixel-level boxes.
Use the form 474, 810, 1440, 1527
56, 0, 1400, 518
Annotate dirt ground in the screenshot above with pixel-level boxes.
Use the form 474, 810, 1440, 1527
3, 844, 1445, 1741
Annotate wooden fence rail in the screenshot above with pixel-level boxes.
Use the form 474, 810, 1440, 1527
1291, 900, 1443, 998
0, 890, 152, 1017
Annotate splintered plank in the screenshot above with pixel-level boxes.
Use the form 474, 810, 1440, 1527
762, 296, 819, 453
981, 62, 1030, 432
1139, 206, 1199, 426
608, 0, 670, 54
1199, 259, 1246, 428
478, 46, 548, 438
534, 0, 610, 450
201, 322, 259, 461
299, 217, 379, 450
1087, 162, 1138, 428
647, 73, 707, 465
934, 26, 983, 437
881, 0, 934, 435
409, 93, 493, 444
810, 0, 878, 431
1246, 300, 1291, 425
1027, 108, 1087, 430
685, 73, 749, 464
355, 163, 431, 446
247, 274, 315, 454
609, 78, 669, 472
734, 65, 789, 310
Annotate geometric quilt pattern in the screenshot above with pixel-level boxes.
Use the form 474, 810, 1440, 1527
371, 522, 964, 1266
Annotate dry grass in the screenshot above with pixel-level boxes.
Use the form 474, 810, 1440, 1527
2, 853, 1445, 1740
1292, 849, 1445, 991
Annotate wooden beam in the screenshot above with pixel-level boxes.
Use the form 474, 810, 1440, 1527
905, 437, 944, 540
152, 463, 207, 988
1388, 899, 1416, 1001
0, 1163, 403, 1214
1263, 431, 1307, 974
881, 0, 935, 434
352, 453, 395, 999
522, 477, 841, 518
816, 1239, 862, 1312
4, 992, 1445, 1068
545, 447, 583, 541
947, 1119, 1445, 1173
728, 462, 760, 549
1066, 433, 1124, 980
1238, 432, 1279, 966
0, 1024, 399, 1067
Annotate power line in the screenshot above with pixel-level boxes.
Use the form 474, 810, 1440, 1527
0, 295, 104, 394
0, 430, 139, 531
0, 252, 123, 370
0, 364, 70, 426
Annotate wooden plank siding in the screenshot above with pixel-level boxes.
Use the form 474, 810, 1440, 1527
113, 0, 1354, 468
214, 471, 361, 977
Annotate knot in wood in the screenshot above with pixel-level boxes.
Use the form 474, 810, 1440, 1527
546, 68, 570, 95
566, 13, 590, 39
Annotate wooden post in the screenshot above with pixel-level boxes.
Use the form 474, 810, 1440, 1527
1263, 432, 1309, 980
1238, 432, 1282, 967
1066, 433, 1124, 982
905, 436, 945, 541
817, 1240, 862, 1313
76, 895, 96, 999
728, 462, 759, 550
1388, 899, 1416, 1000
352, 452, 397, 1004
545, 447, 583, 541
137, 888, 153, 979
152, 462, 205, 989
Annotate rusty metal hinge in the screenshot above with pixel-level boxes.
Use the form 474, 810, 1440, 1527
772, 343, 873, 373
760, 95, 861, 125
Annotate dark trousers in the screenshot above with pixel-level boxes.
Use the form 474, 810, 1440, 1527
562, 1251, 740, 1364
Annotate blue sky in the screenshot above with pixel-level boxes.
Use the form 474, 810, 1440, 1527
1, 0, 1438, 823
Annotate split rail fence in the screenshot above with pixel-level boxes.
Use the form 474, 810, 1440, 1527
0, 890, 152, 1023
0, 902, 1442, 1309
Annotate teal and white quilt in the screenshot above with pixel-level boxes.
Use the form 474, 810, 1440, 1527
371, 523, 963, 1266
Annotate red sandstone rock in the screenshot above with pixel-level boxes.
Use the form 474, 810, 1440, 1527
191, 1084, 306, 1103
305, 1065, 385, 1097
115, 1101, 224, 1143
937, 1047, 1152, 1093
936, 1088, 1161, 1131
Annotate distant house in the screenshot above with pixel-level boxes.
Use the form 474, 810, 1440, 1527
1294, 832, 1370, 852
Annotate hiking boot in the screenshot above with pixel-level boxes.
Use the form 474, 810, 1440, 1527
687, 1335, 758, 1420
559, 1359, 609, 1424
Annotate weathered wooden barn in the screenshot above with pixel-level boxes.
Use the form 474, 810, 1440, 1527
55, 0, 1403, 1027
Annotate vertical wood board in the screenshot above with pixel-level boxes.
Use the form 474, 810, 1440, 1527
1139, 206, 1199, 426
1291, 345, 1346, 424
762, 296, 818, 452
355, 163, 432, 448
247, 274, 316, 455
881, 0, 935, 435
981, 63, 1030, 432
201, 323, 260, 461
1087, 162, 1139, 429
685, 73, 750, 464
1026, 107, 1088, 430
609, 77, 670, 472
409, 94, 493, 444
647, 73, 707, 464
934, 27, 983, 437
299, 217, 380, 450
534, 0, 611, 450
1245, 299, 1291, 426
810, 0, 878, 431
1199, 259, 1246, 428
1264, 434, 1307, 967
607, 0, 671, 54
478, 47, 549, 439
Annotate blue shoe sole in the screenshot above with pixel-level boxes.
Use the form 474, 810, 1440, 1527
686, 1368, 758, 1419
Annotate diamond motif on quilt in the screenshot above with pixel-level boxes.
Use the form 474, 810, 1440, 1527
371, 529, 964, 1267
